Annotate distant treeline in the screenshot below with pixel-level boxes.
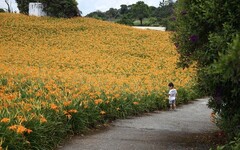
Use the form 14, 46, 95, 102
86, 1, 176, 30
0, 0, 176, 30
15, 0, 81, 18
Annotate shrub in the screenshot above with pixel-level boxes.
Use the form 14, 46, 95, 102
116, 15, 134, 26
0, 8, 5, 13
173, 1, 240, 147
216, 134, 240, 150
208, 35, 240, 137
16, 0, 80, 17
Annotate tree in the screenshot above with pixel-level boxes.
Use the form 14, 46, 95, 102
120, 4, 129, 15
173, 0, 240, 137
86, 10, 107, 20
40, 0, 80, 18
5, 0, 12, 12
155, 2, 175, 30
15, 0, 36, 14
105, 8, 119, 21
0, 8, 6, 12
131, 1, 150, 26
149, 6, 157, 17
157, 2, 174, 19
15, 0, 81, 17
116, 14, 134, 26
160, 0, 174, 7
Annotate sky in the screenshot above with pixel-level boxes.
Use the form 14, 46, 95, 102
0, 0, 168, 16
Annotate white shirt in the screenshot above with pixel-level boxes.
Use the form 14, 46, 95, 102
169, 89, 177, 101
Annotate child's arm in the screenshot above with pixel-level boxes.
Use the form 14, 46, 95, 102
167, 90, 170, 96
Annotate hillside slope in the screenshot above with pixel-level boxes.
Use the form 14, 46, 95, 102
0, 13, 197, 150
0, 13, 194, 92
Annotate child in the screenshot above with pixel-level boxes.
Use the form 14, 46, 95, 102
168, 82, 177, 110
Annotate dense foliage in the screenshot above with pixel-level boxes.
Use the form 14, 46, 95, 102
173, 0, 240, 142
86, 1, 175, 29
209, 35, 240, 137
155, 3, 175, 30
15, 0, 80, 18
0, 8, 6, 12
0, 13, 197, 150
131, 1, 150, 26
15, 0, 37, 14
41, 0, 80, 18
14, 0, 175, 27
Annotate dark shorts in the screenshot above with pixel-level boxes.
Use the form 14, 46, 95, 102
169, 99, 175, 105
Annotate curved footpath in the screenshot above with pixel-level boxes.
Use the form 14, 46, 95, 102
59, 98, 219, 150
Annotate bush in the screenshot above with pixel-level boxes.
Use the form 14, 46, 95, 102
116, 15, 134, 26
216, 134, 240, 150
173, 0, 240, 138
16, 0, 80, 17
159, 17, 176, 31
208, 35, 240, 137
148, 17, 157, 24
0, 8, 5, 13
173, 0, 240, 68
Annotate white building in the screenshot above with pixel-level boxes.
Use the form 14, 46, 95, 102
29, 3, 46, 17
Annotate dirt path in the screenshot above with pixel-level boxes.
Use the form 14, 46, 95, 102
59, 98, 219, 150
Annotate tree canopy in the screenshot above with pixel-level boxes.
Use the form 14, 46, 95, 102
86, 10, 107, 20
105, 8, 119, 21
0, 8, 6, 12
119, 4, 129, 15
131, 1, 150, 26
15, 0, 81, 18
173, 0, 240, 139
85, 1, 175, 29
15, 0, 33, 14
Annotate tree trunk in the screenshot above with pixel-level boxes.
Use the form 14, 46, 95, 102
5, 0, 11, 12
140, 19, 143, 26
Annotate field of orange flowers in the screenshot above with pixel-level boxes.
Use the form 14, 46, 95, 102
0, 13, 197, 149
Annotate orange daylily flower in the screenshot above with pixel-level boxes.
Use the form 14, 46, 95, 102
100, 111, 106, 115
133, 102, 139, 105
9, 125, 32, 134
0, 14, 197, 143
68, 109, 78, 113
63, 101, 71, 106
40, 115, 47, 123
50, 104, 58, 110
0, 118, 10, 123
94, 99, 103, 105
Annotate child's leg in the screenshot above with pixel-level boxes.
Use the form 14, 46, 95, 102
173, 100, 176, 110
169, 100, 173, 110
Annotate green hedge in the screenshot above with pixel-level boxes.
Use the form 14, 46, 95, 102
173, 0, 240, 147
